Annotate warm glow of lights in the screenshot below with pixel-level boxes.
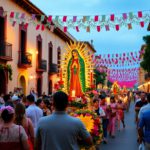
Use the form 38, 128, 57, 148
61, 41, 94, 94
36, 51, 38, 54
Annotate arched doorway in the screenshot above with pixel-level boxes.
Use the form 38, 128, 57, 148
37, 78, 42, 96
19, 75, 26, 94
0, 70, 7, 95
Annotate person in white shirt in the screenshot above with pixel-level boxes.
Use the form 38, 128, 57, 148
26, 94, 43, 134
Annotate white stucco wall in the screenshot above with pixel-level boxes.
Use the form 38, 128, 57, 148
1, 0, 69, 95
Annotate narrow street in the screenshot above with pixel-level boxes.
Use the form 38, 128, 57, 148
100, 102, 138, 150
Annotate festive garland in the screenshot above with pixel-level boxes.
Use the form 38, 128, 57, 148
71, 110, 103, 148
0, 64, 13, 80
1, 10, 150, 32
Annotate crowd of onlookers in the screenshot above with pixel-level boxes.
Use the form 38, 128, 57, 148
0, 90, 150, 150
0, 91, 55, 150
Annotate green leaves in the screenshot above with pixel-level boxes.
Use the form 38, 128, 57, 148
140, 35, 150, 73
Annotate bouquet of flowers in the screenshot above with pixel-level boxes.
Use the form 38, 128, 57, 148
71, 110, 103, 149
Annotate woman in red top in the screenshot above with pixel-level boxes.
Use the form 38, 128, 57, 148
0, 106, 29, 150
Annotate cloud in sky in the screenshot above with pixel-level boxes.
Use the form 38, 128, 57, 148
30, 0, 150, 55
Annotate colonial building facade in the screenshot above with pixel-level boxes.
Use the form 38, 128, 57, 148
0, 0, 96, 96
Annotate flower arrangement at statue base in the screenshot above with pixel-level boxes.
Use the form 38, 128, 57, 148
69, 97, 88, 109
71, 110, 103, 150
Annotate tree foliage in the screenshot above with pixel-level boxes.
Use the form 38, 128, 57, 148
94, 69, 107, 86
140, 35, 150, 73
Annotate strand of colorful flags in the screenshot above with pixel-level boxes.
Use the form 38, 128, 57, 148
1, 9, 150, 32
93, 49, 144, 67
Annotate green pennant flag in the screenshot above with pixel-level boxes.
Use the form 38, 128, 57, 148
102, 15, 106, 22
55, 16, 59, 22
86, 16, 90, 21
15, 12, 19, 19
129, 12, 133, 19
112, 54, 114, 58
40, 15, 45, 22
45, 22, 51, 28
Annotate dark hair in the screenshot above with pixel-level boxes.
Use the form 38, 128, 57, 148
99, 94, 106, 100
43, 99, 50, 108
147, 93, 150, 102
36, 99, 42, 106
1, 109, 14, 123
93, 99, 99, 103
27, 94, 35, 103
15, 103, 25, 125
3, 94, 11, 102
53, 91, 68, 111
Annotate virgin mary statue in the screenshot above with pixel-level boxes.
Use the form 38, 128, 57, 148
67, 49, 85, 97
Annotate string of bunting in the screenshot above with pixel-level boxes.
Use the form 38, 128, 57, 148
107, 68, 139, 82
94, 50, 144, 67
1, 10, 150, 32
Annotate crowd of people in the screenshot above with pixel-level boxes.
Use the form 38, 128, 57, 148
92, 92, 129, 144
134, 91, 150, 150
0, 89, 149, 150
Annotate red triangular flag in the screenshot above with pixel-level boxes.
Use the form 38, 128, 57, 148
97, 26, 100, 32
94, 15, 99, 22
24, 23, 28, 29
36, 24, 40, 30
10, 12, 14, 18
110, 14, 115, 21
76, 26, 79, 32
64, 26, 67, 32
63, 16, 67, 22
41, 24, 45, 31
115, 24, 120, 31
140, 21, 144, 27
138, 11, 142, 18
47, 16, 52, 23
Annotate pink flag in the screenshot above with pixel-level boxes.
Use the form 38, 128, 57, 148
73, 16, 77, 22
94, 15, 99, 22
138, 11, 143, 18
76, 26, 79, 32
140, 21, 144, 27
10, 12, 14, 18
115, 24, 120, 31
123, 13, 127, 20
63, 16, 67, 22
97, 26, 101, 32
41, 24, 45, 31
110, 14, 115, 21
48, 16, 52, 23
64, 26, 67, 32
24, 23, 28, 29
36, 24, 40, 30
105, 25, 110, 31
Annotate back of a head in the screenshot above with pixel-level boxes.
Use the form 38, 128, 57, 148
27, 94, 35, 103
147, 93, 150, 103
3, 94, 10, 102
53, 91, 68, 111
93, 99, 99, 104
15, 103, 25, 125
1, 106, 14, 123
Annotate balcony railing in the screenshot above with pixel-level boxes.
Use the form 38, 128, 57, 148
49, 63, 58, 74
0, 42, 12, 61
18, 51, 32, 68
37, 59, 47, 72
